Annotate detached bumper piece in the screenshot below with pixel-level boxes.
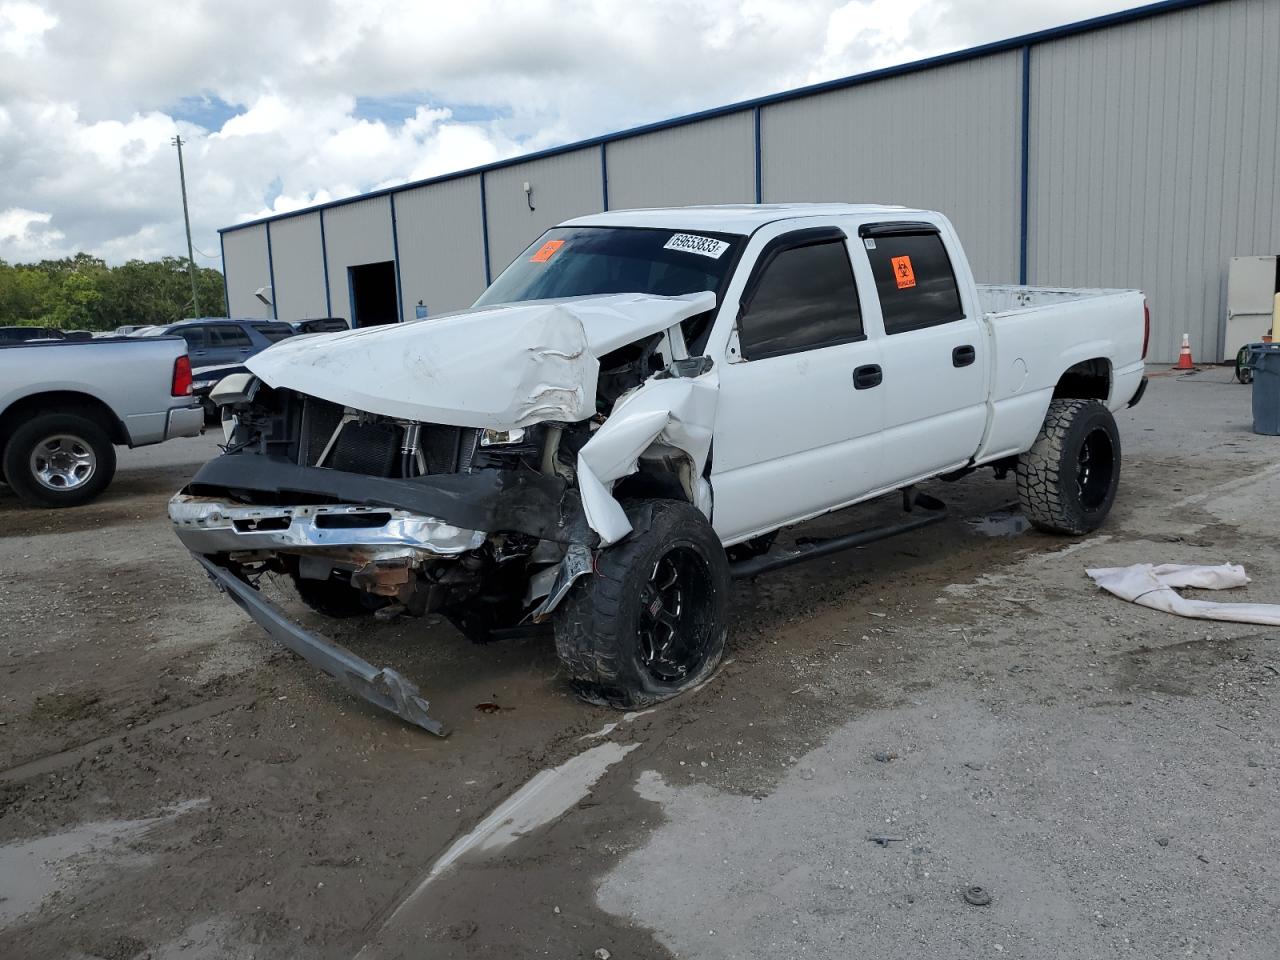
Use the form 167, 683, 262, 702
195, 555, 449, 736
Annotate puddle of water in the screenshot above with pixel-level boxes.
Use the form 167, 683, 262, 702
358, 741, 637, 958
967, 511, 1031, 537
0, 799, 207, 927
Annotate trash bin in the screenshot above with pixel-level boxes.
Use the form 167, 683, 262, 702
1250, 343, 1280, 435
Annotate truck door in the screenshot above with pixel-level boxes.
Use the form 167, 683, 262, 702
711, 226, 884, 543
856, 223, 987, 484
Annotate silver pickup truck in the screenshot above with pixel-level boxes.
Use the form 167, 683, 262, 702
1, 337, 205, 507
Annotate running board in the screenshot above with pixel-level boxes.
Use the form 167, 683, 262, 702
728, 495, 948, 579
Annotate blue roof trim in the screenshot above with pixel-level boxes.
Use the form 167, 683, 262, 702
219, 0, 1217, 235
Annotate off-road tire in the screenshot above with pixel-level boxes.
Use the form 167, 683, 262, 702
554, 499, 730, 709
1016, 399, 1120, 535
2, 412, 116, 508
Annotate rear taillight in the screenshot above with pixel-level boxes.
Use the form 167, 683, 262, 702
1142, 299, 1150, 359
172, 355, 193, 397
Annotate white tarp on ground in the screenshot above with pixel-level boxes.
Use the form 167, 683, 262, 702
246, 292, 716, 430
1086, 562, 1280, 625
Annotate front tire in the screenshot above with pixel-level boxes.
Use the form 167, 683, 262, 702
2, 412, 116, 508
1016, 399, 1121, 535
554, 500, 730, 709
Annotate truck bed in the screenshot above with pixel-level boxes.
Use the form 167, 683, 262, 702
973, 285, 1147, 465
977, 284, 1139, 316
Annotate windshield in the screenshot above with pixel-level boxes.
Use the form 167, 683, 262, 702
474, 226, 744, 309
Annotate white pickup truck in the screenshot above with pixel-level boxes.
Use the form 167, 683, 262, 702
171, 204, 1148, 734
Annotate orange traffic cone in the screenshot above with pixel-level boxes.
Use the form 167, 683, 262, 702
1174, 333, 1195, 370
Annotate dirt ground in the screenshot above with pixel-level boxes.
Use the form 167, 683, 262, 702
1, 365, 1276, 959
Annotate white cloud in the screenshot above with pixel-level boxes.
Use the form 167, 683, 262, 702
0, 1, 55, 57
0, 0, 1149, 265
0, 206, 66, 257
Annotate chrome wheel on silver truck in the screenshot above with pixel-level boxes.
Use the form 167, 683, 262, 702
3, 413, 116, 508
1016, 399, 1120, 535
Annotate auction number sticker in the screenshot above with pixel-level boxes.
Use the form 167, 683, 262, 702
663, 233, 730, 259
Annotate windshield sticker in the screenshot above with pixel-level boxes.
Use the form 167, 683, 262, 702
863, 238, 877, 250
530, 239, 565, 263
663, 233, 730, 259
891, 255, 916, 289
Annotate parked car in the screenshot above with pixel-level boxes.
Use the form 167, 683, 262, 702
135, 319, 297, 421
1, 336, 204, 506
0, 326, 65, 345
134, 318, 296, 367
170, 203, 1149, 734
291, 317, 350, 334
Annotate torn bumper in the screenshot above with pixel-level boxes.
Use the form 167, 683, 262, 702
184, 453, 591, 545
169, 494, 486, 560
194, 554, 449, 736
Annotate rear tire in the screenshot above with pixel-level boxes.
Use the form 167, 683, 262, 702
1016, 399, 1120, 535
554, 500, 730, 709
2, 412, 116, 508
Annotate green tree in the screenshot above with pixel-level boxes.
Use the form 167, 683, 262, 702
0, 254, 226, 331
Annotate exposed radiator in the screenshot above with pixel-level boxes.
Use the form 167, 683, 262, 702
297, 395, 478, 477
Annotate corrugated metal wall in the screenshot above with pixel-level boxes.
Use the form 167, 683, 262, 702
484, 149, 604, 276
1028, 0, 1280, 362
221, 225, 272, 318
605, 111, 756, 209
266, 213, 327, 320
761, 51, 1023, 284
395, 176, 488, 320
223, 0, 1275, 362
321, 196, 395, 322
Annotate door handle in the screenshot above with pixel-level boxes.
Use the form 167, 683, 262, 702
853, 364, 882, 390
952, 345, 976, 367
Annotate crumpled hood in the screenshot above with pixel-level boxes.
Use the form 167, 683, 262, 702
246, 291, 716, 430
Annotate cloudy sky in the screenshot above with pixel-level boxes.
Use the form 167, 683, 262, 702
0, 0, 1149, 266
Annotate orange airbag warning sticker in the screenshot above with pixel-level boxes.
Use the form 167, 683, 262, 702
530, 239, 564, 263
891, 255, 916, 289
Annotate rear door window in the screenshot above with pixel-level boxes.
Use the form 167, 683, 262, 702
738, 238, 863, 361
862, 228, 964, 334
211, 325, 252, 348
178, 327, 205, 350
253, 323, 295, 343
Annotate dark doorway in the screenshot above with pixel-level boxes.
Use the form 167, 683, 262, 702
348, 261, 399, 327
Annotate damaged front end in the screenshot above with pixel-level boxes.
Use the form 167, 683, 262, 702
171, 293, 720, 734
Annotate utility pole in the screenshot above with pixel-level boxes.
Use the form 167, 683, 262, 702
172, 135, 200, 317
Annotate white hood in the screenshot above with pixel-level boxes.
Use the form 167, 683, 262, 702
247, 292, 716, 430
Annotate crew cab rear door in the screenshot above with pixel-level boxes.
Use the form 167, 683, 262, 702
855, 221, 988, 484
711, 224, 885, 543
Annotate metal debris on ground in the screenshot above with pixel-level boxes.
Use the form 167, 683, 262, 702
872, 751, 898, 763
963, 885, 992, 906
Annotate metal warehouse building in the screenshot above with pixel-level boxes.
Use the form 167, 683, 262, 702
219, 0, 1280, 363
